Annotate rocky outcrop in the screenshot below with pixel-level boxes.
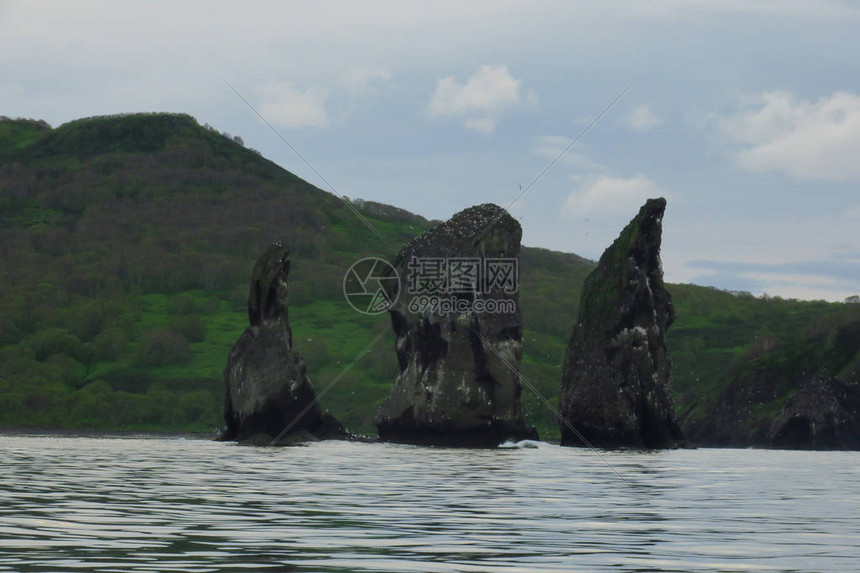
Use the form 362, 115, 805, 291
220, 243, 344, 443
686, 362, 780, 448
559, 198, 684, 448
376, 204, 538, 447
769, 378, 860, 450
695, 373, 860, 450
689, 310, 860, 449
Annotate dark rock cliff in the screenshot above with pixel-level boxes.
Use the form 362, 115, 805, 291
769, 377, 860, 450
375, 204, 538, 446
220, 243, 344, 443
559, 198, 684, 448
690, 310, 860, 449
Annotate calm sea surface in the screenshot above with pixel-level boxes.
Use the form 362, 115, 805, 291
0, 435, 857, 572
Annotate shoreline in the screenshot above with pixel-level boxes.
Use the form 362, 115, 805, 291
2, 429, 857, 452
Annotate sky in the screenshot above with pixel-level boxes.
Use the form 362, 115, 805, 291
1, 0, 859, 301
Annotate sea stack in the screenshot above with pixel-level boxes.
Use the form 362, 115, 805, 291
220, 243, 343, 443
376, 204, 538, 446
559, 198, 684, 448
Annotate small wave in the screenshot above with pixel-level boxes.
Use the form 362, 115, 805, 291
498, 439, 545, 449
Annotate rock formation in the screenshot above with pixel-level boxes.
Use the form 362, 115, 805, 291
689, 310, 860, 449
220, 243, 344, 443
769, 378, 860, 450
376, 204, 538, 446
559, 198, 684, 448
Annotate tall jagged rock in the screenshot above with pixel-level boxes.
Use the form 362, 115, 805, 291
376, 204, 538, 446
559, 198, 684, 448
220, 243, 343, 443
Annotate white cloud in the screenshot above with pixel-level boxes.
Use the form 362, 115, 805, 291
257, 82, 329, 129
718, 90, 860, 182
533, 135, 609, 172
745, 271, 844, 288
343, 65, 392, 95
625, 105, 660, 131
464, 117, 496, 134
428, 64, 525, 133
564, 174, 661, 215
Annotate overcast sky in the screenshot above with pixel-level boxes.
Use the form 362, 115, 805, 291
2, 1, 859, 301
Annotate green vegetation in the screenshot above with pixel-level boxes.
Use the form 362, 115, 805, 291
0, 113, 854, 439
686, 305, 860, 444
0, 117, 51, 157
666, 286, 849, 426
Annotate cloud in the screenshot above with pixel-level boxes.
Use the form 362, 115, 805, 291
257, 82, 329, 129
343, 65, 392, 95
564, 174, 661, 215
687, 259, 860, 284
718, 90, 860, 182
428, 64, 524, 133
625, 105, 661, 131
684, 258, 860, 300
533, 136, 609, 172
464, 117, 495, 134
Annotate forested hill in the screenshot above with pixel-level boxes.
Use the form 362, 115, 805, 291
0, 113, 854, 441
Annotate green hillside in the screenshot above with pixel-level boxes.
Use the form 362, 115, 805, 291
0, 113, 853, 441
688, 305, 860, 445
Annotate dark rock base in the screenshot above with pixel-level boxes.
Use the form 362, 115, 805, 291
769, 378, 860, 450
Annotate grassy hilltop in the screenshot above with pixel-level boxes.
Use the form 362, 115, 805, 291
0, 113, 855, 441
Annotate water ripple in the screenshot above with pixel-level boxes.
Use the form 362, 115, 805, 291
0, 436, 858, 571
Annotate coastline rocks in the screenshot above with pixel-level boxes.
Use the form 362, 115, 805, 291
559, 198, 684, 448
690, 311, 860, 449
687, 366, 777, 447
769, 378, 860, 450
375, 204, 538, 447
219, 243, 344, 443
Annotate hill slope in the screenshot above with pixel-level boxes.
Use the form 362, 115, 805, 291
0, 113, 853, 441
689, 306, 860, 446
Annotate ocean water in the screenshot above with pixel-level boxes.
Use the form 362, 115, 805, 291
0, 435, 857, 572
